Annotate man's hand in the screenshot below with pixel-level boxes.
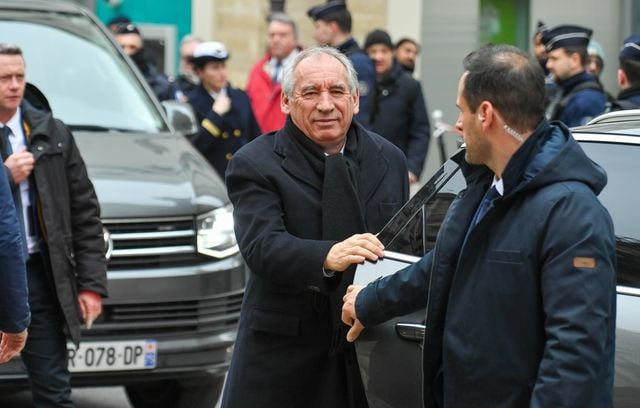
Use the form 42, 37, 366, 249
342, 285, 365, 342
323, 233, 384, 272
4, 148, 35, 184
78, 290, 102, 329
0, 330, 27, 364
408, 171, 418, 184
212, 93, 231, 116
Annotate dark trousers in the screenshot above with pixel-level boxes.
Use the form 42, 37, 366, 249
21, 254, 74, 408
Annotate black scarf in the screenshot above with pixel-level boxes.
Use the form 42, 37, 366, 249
286, 117, 369, 407
284, 116, 366, 243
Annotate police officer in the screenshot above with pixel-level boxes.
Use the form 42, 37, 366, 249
610, 35, 640, 111
113, 23, 178, 101
307, 0, 375, 127
542, 25, 606, 126
187, 41, 260, 178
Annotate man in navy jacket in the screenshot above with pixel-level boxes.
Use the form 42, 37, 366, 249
187, 41, 260, 178
343, 44, 616, 408
0, 165, 29, 363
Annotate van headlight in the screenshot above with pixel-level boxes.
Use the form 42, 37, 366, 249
196, 205, 239, 258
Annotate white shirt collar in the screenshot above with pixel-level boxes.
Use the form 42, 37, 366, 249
3, 108, 22, 137
491, 176, 504, 196
208, 86, 227, 100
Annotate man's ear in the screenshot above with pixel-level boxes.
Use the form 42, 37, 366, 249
352, 87, 360, 116
618, 68, 627, 88
477, 101, 493, 127
281, 90, 291, 115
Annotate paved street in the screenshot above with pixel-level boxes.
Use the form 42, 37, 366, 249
0, 385, 224, 407
0, 387, 132, 407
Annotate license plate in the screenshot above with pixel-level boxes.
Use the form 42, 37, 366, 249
67, 340, 157, 372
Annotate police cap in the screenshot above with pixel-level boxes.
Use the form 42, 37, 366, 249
307, 1, 347, 21
619, 35, 640, 62
113, 23, 140, 36
542, 25, 592, 52
192, 41, 229, 68
535, 20, 549, 35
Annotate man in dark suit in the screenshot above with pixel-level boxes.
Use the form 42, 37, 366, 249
221, 46, 409, 407
187, 41, 260, 178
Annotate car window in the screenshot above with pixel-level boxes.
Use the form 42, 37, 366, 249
378, 156, 466, 257
580, 141, 640, 288
0, 11, 166, 132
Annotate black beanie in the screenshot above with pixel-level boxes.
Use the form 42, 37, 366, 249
364, 29, 393, 50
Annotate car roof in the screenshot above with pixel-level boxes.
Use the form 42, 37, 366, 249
572, 109, 640, 138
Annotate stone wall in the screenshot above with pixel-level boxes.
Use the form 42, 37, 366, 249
194, 0, 387, 89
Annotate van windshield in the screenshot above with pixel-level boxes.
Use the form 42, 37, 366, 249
0, 11, 166, 132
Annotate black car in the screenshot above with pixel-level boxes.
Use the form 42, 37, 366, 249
354, 110, 640, 408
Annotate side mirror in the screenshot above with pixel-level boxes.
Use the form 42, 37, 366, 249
161, 100, 198, 138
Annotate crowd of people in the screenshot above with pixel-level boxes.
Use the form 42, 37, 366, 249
0, 0, 636, 407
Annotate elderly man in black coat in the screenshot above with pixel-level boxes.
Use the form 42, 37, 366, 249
221, 46, 409, 407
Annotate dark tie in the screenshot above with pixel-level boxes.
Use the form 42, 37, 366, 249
0, 125, 11, 161
470, 185, 500, 228
1, 125, 29, 259
272, 60, 282, 84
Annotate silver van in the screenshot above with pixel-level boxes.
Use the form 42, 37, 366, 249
0, 2, 245, 407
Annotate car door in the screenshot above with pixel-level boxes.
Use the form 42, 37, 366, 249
353, 155, 467, 408
578, 137, 640, 408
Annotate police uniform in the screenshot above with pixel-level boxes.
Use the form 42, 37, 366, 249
307, 1, 376, 127
186, 42, 261, 177
611, 35, 640, 111
542, 25, 606, 127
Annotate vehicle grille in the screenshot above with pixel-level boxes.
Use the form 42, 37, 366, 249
85, 290, 244, 338
103, 217, 208, 269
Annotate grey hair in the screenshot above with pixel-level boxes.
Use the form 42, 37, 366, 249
281, 46, 358, 97
267, 12, 298, 39
0, 43, 23, 56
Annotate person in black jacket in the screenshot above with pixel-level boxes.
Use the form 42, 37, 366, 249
343, 44, 616, 408
0, 44, 107, 407
114, 23, 177, 101
365, 29, 431, 185
611, 35, 640, 110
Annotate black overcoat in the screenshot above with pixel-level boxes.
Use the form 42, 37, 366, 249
222, 122, 409, 407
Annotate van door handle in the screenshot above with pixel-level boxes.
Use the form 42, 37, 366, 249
395, 323, 426, 342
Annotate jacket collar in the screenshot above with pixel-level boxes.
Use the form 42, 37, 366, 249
20, 101, 54, 143
273, 119, 388, 203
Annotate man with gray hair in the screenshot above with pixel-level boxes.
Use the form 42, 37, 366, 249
246, 12, 301, 133
222, 46, 409, 407
175, 34, 202, 100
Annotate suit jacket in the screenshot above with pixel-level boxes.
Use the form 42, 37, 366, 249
187, 84, 260, 177
221, 122, 409, 407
